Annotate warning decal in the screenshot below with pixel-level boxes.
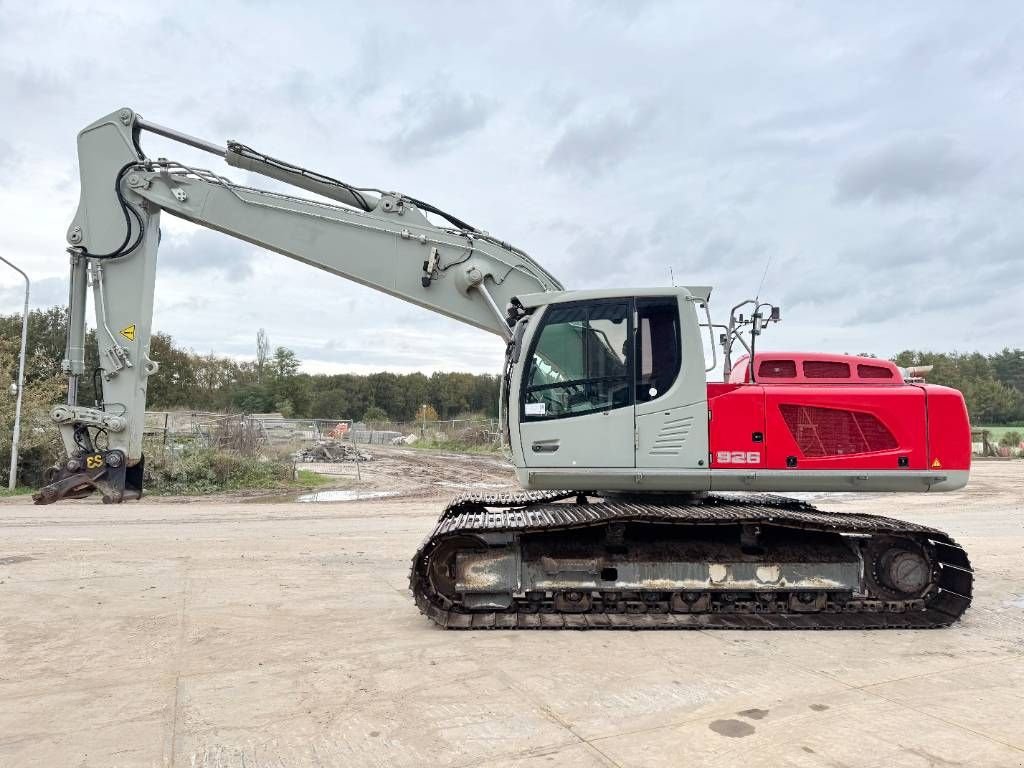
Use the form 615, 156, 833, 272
119, 324, 136, 342
931, 458, 942, 468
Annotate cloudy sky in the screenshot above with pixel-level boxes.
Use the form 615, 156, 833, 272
0, 1, 1021, 375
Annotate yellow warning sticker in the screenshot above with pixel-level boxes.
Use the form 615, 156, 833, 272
119, 324, 136, 342
931, 458, 942, 468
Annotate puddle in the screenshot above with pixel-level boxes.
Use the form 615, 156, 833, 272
297, 489, 398, 503
252, 489, 399, 504
435, 481, 507, 490
709, 719, 755, 738
738, 708, 769, 720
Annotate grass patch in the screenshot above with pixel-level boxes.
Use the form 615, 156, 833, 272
145, 448, 304, 496
410, 438, 503, 455
5, 451, 340, 499
295, 468, 335, 488
0, 485, 34, 498
975, 424, 1024, 443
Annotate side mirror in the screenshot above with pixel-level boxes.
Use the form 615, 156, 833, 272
511, 319, 528, 363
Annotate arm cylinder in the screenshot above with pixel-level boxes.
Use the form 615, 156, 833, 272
225, 142, 380, 212
136, 117, 227, 158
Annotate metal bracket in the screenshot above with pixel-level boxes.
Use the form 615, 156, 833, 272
49, 405, 127, 432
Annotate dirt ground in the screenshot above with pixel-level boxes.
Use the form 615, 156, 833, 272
1, 453, 1022, 767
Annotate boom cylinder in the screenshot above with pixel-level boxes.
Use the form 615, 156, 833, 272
64, 250, 89, 404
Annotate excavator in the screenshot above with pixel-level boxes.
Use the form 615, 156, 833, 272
34, 108, 973, 629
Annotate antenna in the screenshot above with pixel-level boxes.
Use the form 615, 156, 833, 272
668, 266, 676, 287
754, 253, 773, 299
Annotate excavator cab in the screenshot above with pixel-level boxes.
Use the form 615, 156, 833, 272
508, 288, 711, 491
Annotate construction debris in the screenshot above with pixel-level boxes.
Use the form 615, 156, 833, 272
293, 440, 371, 463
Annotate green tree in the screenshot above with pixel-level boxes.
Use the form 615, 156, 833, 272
231, 383, 275, 414
892, 350, 1024, 424
363, 405, 388, 422
0, 336, 65, 486
990, 348, 1024, 394
272, 346, 300, 378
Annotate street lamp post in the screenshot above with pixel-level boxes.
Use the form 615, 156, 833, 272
1, 256, 30, 490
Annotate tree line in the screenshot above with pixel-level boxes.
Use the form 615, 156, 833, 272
2, 306, 1023, 425
891, 349, 1024, 425
0, 307, 499, 422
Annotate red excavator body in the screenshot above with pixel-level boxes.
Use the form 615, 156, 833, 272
708, 352, 971, 476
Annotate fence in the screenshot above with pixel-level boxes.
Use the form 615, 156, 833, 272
143, 411, 500, 455
350, 418, 500, 447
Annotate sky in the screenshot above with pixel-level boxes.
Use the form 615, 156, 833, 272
0, 1, 1021, 375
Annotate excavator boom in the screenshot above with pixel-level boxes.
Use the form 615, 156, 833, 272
37, 107, 559, 503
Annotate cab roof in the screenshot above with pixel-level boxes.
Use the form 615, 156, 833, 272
516, 286, 712, 309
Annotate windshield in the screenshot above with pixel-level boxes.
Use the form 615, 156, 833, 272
524, 302, 631, 419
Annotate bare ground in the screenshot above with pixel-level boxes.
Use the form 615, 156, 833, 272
0, 455, 1022, 767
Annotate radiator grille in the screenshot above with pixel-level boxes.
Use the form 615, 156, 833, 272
857, 363, 894, 379
758, 359, 797, 378
803, 361, 851, 378
779, 404, 898, 457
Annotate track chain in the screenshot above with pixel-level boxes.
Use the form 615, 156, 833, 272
409, 491, 973, 630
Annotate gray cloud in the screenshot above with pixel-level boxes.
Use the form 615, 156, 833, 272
0, 137, 17, 176
835, 218, 991, 271
791, 216, 1023, 327
561, 225, 647, 287
739, 103, 865, 158
275, 69, 319, 108
160, 230, 255, 283
0, 276, 65, 310
340, 31, 394, 107
0, 2, 1020, 370
835, 136, 985, 204
387, 89, 494, 159
3, 64, 71, 103
545, 109, 649, 179
529, 85, 583, 128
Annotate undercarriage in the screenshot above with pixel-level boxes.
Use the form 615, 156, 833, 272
410, 492, 973, 629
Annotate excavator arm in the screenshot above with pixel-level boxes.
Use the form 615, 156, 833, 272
35, 107, 561, 503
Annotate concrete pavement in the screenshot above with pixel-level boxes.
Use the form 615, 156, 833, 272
1, 460, 1022, 767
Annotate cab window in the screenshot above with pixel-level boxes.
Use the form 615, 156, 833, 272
523, 301, 631, 420
636, 297, 681, 402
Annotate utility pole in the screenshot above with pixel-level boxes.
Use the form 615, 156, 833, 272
0, 256, 29, 490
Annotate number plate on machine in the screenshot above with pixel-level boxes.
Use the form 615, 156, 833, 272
715, 451, 761, 464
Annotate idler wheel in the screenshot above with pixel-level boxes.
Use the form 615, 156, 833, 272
865, 536, 934, 599
879, 549, 930, 595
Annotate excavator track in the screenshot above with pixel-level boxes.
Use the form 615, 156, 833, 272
409, 491, 972, 630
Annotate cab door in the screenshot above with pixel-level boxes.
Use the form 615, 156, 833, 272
518, 299, 635, 468
634, 296, 710, 472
